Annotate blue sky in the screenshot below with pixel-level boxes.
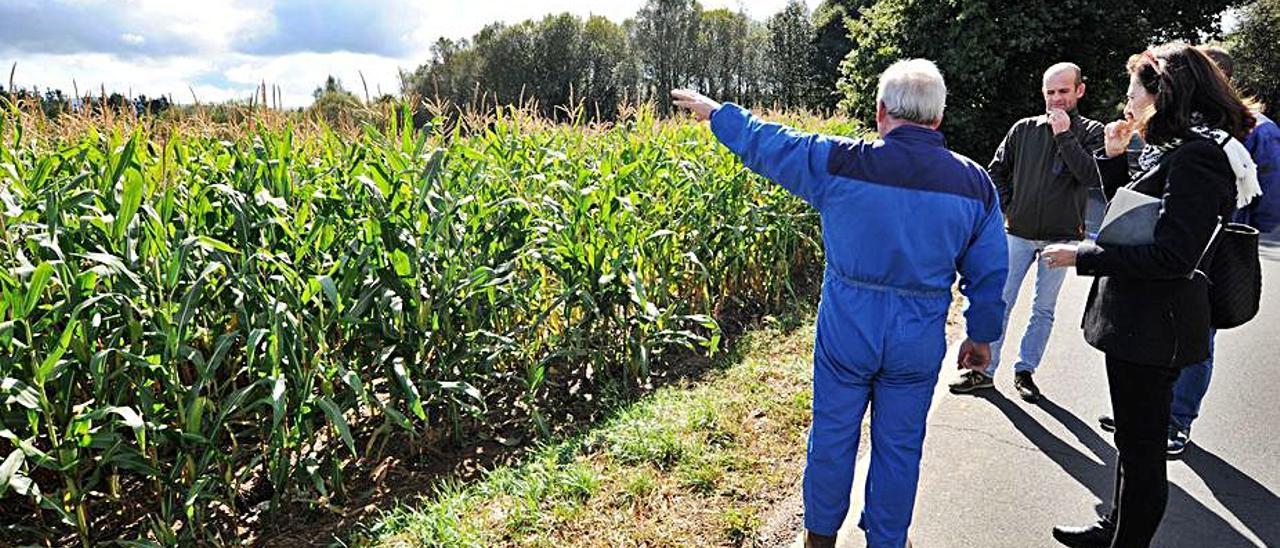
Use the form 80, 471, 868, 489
0, 0, 818, 108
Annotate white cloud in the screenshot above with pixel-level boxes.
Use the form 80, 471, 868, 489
0, 0, 201, 57
236, 0, 421, 57
6, 53, 233, 101
223, 52, 411, 107
1, 0, 816, 108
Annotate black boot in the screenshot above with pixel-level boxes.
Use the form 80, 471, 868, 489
1052, 519, 1116, 547
805, 530, 837, 548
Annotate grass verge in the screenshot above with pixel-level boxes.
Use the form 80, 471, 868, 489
351, 305, 819, 547
352, 288, 965, 547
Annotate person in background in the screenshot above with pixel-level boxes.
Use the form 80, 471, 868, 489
1042, 43, 1259, 547
671, 58, 1008, 548
949, 63, 1104, 403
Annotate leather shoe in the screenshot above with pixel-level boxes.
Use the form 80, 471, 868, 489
1052, 520, 1115, 547
805, 531, 837, 548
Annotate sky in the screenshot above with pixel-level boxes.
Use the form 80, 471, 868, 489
0, 0, 818, 108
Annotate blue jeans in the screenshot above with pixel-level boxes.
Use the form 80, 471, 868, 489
1171, 330, 1215, 431
985, 233, 1070, 376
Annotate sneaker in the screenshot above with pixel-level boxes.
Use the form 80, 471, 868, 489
1052, 519, 1116, 547
949, 370, 994, 393
1098, 415, 1115, 432
1168, 426, 1191, 456
1014, 371, 1041, 402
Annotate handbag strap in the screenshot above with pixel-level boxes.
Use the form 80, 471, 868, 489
1189, 216, 1224, 280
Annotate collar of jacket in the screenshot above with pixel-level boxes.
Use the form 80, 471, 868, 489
884, 124, 946, 147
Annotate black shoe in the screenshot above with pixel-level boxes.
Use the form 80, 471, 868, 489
1052, 520, 1115, 547
1098, 415, 1115, 432
949, 370, 994, 393
1168, 425, 1191, 456
1014, 371, 1041, 402
804, 531, 837, 548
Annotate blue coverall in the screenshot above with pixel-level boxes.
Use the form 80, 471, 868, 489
709, 103, 1009, 546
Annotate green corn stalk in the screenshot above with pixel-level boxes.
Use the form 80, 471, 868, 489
0, 103, 852, 544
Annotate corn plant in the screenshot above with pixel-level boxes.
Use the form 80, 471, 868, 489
0, 102, 858, 544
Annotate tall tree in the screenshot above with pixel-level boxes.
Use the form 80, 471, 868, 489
632, 0, 703, 113
581, 15, 636, 117
741, 20, 774, 108
696, 9, 751, 102
474, 22, 538, 106
310, 75, 361, 124
766, 0, 818, 109
810, 0, 868, 110
403, 37, 483, 109
1228, 0, 1280, 119
838, 0, 1240, 160
313, 75, 348, 99
529, 14, 586, 115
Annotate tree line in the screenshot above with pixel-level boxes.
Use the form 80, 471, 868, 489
6, 0, 1277, 160
0, 84, 173, 118
401, 0, 860, 117
405, 0, 1278, 159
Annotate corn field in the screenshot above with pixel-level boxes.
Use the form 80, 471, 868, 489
0, 103, 856, 544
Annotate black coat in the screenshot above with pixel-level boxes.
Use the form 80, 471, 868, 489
1076, 138, 1236, 368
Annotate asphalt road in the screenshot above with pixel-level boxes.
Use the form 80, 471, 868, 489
798, 226, 1280, 547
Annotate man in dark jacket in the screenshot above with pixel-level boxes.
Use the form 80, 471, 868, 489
950, 62, 1105, 402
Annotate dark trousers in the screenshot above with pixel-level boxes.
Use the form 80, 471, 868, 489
1105, 355, 1179, 547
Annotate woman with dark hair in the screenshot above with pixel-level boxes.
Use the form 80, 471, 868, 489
1040, 43, 1260, 547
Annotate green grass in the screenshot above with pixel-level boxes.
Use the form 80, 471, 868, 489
355, 307, 818, 547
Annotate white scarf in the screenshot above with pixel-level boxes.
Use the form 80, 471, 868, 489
1136, 125, 1261, 209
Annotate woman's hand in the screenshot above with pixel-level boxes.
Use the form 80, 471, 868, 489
1042, 243, 1079, 269
1104, 119, 1134, 158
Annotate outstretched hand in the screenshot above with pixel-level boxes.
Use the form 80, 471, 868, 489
670, 89, 721, 122
957, 338, 991, 372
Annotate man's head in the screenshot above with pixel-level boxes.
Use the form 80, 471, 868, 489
1042, 62, 1085, 113
875, 58, 946, 134
1199, 45, 1234, 79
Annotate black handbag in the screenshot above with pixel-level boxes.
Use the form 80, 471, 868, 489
1201, 222, 1262, 329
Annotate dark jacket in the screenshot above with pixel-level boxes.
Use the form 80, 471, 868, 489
1076, 138, 1236, 368
990, 112, 1105, 241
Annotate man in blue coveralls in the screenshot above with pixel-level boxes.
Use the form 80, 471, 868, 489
672, 58, 1008, 548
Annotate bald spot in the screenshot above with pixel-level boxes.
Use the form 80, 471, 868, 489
1043, 63, 1082, 87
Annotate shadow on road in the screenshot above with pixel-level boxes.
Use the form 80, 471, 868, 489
960, 389, 1257, 546
1180, 446, 1280, 546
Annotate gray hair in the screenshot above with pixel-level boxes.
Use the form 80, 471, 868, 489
877, 59, 946, 125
